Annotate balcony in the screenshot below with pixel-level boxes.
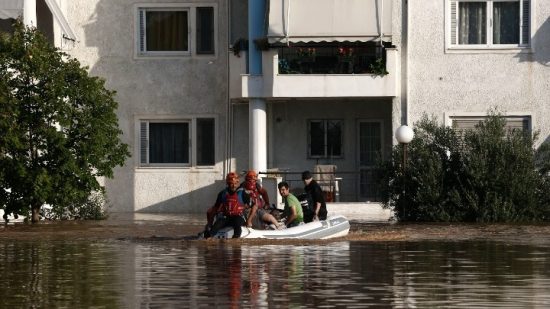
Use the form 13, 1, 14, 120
229, 47, 399, 99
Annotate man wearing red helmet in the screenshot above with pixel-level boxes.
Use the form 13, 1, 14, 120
204, 172, 250, 238
241, 170, 270, 206
241, 171, 283, 230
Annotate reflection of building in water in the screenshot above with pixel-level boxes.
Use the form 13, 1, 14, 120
2, 240, 550, 306
129, 242, 353, 307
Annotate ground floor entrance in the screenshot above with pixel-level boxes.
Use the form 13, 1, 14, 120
231, 98, 394, 202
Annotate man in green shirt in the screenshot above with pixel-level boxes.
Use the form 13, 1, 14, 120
278, 181, 304, 228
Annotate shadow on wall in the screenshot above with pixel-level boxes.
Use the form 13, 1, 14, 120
515, 17, 550, 66
136, 180, 226, 214
80, 1, 138, 212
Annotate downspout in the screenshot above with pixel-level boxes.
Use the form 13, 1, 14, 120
404, 0, 410, 125
225, 0, 232, 176
248, 0, 267, 174
24, 0, 37, 27
285, 0, 291, 45
377, 0, 383, 45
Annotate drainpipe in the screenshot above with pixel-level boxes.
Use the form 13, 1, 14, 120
225, 0, 232, 176
403, 0, 410, 126
248, 0, 267, 174
24, 0, 37, 27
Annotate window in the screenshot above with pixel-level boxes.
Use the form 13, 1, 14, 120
140, 9, 189, 54
196, 118, 215, 165
137, 5, 216, 56
448, 0, 530, 48
308, 120, 343, 158
140, 118, 216, 166
451, 115, 531, 132
445, 113, 532, 145
196, 7, 214, 54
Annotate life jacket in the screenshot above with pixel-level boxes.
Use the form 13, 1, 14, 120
241, 181, 265, 209
221, 189, 246, 216
249, 187, 265, 209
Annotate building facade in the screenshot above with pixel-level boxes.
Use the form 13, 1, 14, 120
1, 0, 548, 213
407, 0, 549, 139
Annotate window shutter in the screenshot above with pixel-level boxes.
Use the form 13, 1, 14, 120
505, 118, 529, 131
196, 7, 215, 54
452, 119, 481, 131
140, 121, 148, 164
521, 0, 530, 45
139, 9, 146, 52
452, 116, 530, 137
450, 1, 458, 45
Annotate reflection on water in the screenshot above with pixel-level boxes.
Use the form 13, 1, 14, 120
0, 241, 124, 308
1, 240, 550, 307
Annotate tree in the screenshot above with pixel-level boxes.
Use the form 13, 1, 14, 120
377, 112, 550, 222
0, 21, 130, 223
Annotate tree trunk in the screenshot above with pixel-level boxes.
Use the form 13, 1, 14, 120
31, 205, 40, 223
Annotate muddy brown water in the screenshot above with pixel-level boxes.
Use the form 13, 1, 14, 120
2, 213, 550, 308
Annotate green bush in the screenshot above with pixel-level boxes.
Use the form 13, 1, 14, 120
42, 191, 109, 221
377, 112, 550, 222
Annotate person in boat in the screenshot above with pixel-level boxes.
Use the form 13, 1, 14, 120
205, 172, 249, 238
241, 170, 270, 207
277, 181, 304, 228
302, 170, 328, 221
241, 170, 283, 230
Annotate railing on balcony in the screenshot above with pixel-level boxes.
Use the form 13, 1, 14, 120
230, 45, 399, 98
277, 44, 388, 75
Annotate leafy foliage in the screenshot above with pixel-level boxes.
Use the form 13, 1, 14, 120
0, 21, 130, 222
42, 191, 109, 221
368, 58, 388, 76
377, 112, 550, 222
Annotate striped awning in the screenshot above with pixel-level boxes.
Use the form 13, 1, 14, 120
267, 0, 392, 44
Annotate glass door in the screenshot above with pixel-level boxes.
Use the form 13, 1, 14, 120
357, 121, 383, 200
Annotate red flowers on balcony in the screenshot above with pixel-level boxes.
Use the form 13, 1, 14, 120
297, 47, 316, 58
337, 47, 354, 62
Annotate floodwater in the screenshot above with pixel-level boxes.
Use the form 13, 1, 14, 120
1, 216, 550, 308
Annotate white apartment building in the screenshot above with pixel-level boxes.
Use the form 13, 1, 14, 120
1, 0, 548, 213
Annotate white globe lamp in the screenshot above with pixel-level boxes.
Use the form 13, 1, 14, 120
395, 125, 414, 144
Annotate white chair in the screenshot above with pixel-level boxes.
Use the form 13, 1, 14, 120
313, 165, 337, 202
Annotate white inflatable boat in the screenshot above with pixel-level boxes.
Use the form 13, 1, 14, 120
213, 214, 350, 240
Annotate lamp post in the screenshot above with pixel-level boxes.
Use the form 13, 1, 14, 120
395, 125, 414, 220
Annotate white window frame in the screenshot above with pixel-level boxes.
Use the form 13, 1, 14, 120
137, 115, 217, 168
445, 0, 532, 52
134, 3, 217, 58
444, 111, 533, 132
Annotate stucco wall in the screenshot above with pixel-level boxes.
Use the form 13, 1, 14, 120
406, 1, 550, 146
64, 0, 230, 212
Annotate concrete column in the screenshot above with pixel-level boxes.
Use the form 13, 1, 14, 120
24, 0, 37, 27
249, 99, 267, 173
248, 0, 267, 173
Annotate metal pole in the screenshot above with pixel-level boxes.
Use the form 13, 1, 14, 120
403, 143, 408, 170
402, 143, 407, 220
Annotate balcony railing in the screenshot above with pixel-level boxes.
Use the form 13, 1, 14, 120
278, 45, 387, 75
229, 47, 399, 99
